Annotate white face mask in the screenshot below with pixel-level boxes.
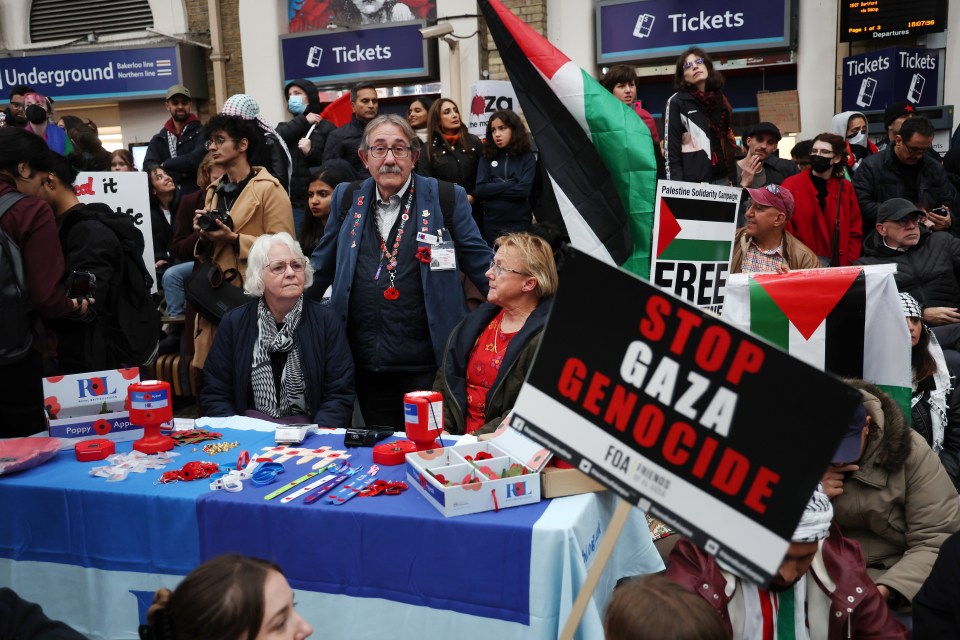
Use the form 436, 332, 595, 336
847, 131, 866, 147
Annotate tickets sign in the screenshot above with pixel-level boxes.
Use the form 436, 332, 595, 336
510, 250, 862, 585
651, 180, 739, 313
75, 172, 156, 293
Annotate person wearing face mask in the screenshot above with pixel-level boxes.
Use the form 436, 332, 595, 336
783, 132, 863, 266
277, 79, 335, 233
23, 92, 73, 156
830, 110, 877, 176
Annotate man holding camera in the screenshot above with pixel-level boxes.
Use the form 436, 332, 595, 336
853, 116, 958, 237
192, 114, 294, 371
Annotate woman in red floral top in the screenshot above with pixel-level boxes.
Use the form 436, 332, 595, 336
434, 232, 558, 435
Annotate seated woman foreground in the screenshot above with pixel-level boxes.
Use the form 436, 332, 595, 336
200, 232, 355, 425
435, 232, 558, 435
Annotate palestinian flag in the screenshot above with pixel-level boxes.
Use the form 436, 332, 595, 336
479, 0, 659, 277
655, 189, 737, 263
723, 265, 912, 416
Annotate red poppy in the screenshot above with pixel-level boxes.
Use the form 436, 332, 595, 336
415, 246, 432, 264
92, 419, 112, 436
474, 450, 494, 461
384, 287, 400, 301
89, 377, 106, 396
44, 397, 61, 420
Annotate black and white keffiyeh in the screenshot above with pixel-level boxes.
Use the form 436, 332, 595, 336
250, 296, 307, 418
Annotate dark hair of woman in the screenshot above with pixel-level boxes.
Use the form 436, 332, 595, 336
425, 98, 472, 163
913, 323, 938, 385
482, 109, 531, 159
673, 46, 724, 92
600, 64, 637, 93
409, 96, 434, 115
110, 149, 136, 171
141, 555, 282, 640
0, 127, 55, 174
604, 574, 727, 640
811, 132, 848, 178
298, 163, 353, 254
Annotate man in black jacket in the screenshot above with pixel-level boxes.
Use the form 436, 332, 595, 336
856, 198, 960, 327
277, 78, 335, 231
143, 84, 205, 193
37, 156, 130, 373
853, 116, 958, 235
736, 122, 798, 189
322, 82, 379, 179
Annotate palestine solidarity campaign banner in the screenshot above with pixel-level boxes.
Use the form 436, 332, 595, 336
723, 264, 912, 415
652, 180, 740, 312
510, 250, 862, 585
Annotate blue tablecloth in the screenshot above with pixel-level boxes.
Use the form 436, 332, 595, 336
0, 428, 663, 639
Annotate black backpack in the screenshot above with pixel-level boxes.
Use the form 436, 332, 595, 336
0, 191, 32, 364
60, 206, 160, 366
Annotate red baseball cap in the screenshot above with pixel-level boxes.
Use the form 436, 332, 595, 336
745, 183, 795, 219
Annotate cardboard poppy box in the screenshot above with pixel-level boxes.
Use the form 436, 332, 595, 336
405, 425, 551, 517
43, 368, 144, 446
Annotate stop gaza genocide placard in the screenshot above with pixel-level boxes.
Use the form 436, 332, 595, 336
510, 251, 861, 585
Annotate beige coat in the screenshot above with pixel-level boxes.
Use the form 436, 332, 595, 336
729, 227, 820, 274
834, 381, 960, 602
192, 167, 294, 369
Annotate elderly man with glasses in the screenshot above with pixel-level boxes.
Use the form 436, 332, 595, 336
730, 183, 819, 274
858, 198, 960, 328
853, 116, 959, 238
308, 113, 492, 426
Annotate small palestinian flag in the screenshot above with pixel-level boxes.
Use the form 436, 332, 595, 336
654, 186, 738, 263
479, 0, 659, 276
723, 264, 911, 415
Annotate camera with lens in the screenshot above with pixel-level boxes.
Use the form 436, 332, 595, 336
197, 208, 233, 232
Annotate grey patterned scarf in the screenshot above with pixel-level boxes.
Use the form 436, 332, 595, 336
250, 296, 307, 418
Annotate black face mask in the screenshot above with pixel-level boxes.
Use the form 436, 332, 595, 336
809, 155, 833, 173
25, 104, 47, 124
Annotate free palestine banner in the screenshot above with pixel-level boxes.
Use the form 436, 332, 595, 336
652, 180, 740, 312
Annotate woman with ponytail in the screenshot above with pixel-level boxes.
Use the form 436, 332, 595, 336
139, 555, 313, 640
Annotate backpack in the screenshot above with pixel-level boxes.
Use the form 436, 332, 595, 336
0, 191, 32, 364
339, 178, 456, 233
60, 206, 160, 366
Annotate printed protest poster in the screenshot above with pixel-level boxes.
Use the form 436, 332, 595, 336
651, 180, 740, 313
510, 250, 862, 585
75, 171, 157, 293
723, 264, 912, 417
468, 80, 520, 140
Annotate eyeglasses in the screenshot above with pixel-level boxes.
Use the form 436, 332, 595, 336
368, 145, 414, 159
900, 140, 931, 156
682, 57, 705, 70
488, 260, 528, 277
205, 136, 239, 149
264, 259, 307, 275
809, 149, 835, 157
889, 214, 923, 227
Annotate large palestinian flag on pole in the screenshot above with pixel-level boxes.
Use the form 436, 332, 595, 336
479, 0, 659, 277
724, 265, 912, 416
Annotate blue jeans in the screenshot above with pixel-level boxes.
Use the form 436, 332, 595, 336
162, 261, 194, 317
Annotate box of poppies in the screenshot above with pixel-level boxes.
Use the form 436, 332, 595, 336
43, 368, 144, 446
405, 421, 551, 517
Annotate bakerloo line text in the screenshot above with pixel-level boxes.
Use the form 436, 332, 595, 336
557, 295, 779, 515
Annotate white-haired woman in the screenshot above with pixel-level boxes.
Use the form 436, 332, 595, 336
200, 232, 355, 425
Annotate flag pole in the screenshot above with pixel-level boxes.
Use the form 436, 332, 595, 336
559, 498, 632, 640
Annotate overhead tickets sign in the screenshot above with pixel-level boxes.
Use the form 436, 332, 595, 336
510, 250, 862, 585
652, 180, 739, 313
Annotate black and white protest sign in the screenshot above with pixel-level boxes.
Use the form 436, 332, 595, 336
511, 250, 861, 584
